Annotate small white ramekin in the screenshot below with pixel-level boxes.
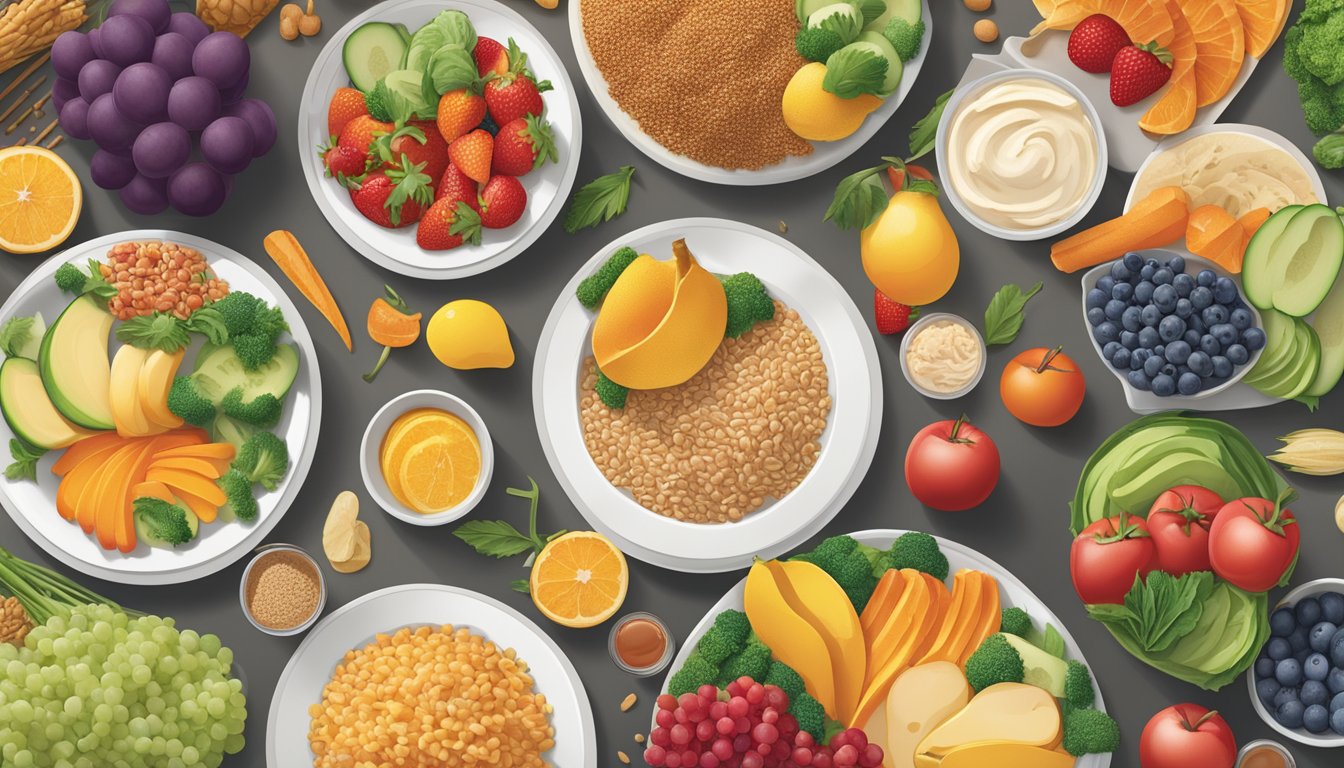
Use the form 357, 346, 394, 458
898, 312, 987, 400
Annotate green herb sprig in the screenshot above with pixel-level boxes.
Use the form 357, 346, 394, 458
0, 316, 35, 357
983, 282, 1043, 346
5, 439, 44, 483
564, 166, 635, 233
452, 478, 567, 593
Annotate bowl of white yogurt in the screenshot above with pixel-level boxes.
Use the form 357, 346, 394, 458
899, 312, 987, 400
936, 68, 1107, 241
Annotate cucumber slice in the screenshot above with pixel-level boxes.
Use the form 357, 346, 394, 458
1242, 205, 1302, 310
342, 22, 408, 92
1244, 308, 1295, 383
191, 343, 299, 405
1269, 205, 1344, 316
1307, 274, 1344, 397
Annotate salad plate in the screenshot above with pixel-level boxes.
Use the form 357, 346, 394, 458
0, 230, 321, 585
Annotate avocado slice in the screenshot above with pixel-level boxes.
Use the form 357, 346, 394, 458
1242, 205, 1302, 311
1253, 319, 1320, 399
1254, 204, 1344, 317
1001, 634, 1068, 698
1110, 451, 1245, 511
1306, 271, 1344, 397
0, 357, 96, 450
39, 295, 114, 431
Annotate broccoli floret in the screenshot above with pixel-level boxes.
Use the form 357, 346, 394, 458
212, 292, 288, 370
1064, 660, 1095, 708
789, 692, 826, 744
576, 246, 639, 309
220, 388, 282, 428
1315, 132, 1344, 168
217, 469, 259, 522
963, 634, 1025, 692
793, 535, 878, 614
887, 532, 949, 581
54, 262, 87, 294
1000, 607, 1032, 638
718, 641, 771, 685
594, 367, 629, 409
764, 661, 806, 703
1061, 708, 1120, 756
132, 497, 196, 546
365, 80, 394, 122
720, 273, 774, 339
667, 653, 718, 697
696, 609, 752, 666
167, 376, 216, 427
795, 27, 845, 63
234, 431, 289, 491
884, 18, 925, 62
1283, 6, 1344, 136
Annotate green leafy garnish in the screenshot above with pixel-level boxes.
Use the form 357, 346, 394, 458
5, 439, 45, 483
427, 45, 480, 95
115, 307, 229, 352
822, 46, 888, 99
407, 9, 476, 72
0, 316, 35, 357
1086, 571, 1214, 654
452, 478, 567, 562
983, 282, 1043, 346
907, 89, 953, 162
1041, 624, 1066, 658
824, 156, 909, 231
563, 166, 635, 234
1314, 133, 1344, 169
511, 579, 531, 594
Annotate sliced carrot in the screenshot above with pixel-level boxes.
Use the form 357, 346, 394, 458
150, 456, 224, 479
154, 442, 235, 461
113, 438, 171, 552
132, 481, 175, 503
172, 486, 219, 524
147, 468, 228, 506
264, 229, 353, 351
1050, 186, 1190, 273
1239, 207, 1271, 239
52, 432, 124, 477
87, 445, 141, 548
1187, 204, 1246, 272
56, 440, 127, 519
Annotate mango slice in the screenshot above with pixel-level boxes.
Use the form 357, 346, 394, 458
766, 560, 866, 725
744, 560, 838, 718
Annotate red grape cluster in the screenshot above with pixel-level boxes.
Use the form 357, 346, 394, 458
643, 677, 883, 768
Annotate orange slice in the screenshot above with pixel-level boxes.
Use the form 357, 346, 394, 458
379, 408, 479, 507
529, 531, 629, 628
1234, 0, 1290, 58
1176, 0, 1245, 107
1139, 71, 1197, 135
395, 431, 481, 513
0, 147, 81, 254
1033, 0, 1175, 48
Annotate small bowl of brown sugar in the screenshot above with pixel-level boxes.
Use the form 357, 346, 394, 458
239, 545, 326, 636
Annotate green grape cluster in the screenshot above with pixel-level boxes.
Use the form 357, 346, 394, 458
0, 604, 246, 768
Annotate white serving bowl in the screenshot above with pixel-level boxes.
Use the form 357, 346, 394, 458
359, 390, 494, 526
1247, 578, 1344, 748
936, 67, 1107, 241
898, 312, 987, 400
1080, 250, 1263, 402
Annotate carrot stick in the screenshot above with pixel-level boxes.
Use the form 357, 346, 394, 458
262, 230, 353, 351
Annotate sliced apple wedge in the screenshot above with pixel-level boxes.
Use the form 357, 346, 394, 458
110, 346, 157, 437
140, 349, 185, 430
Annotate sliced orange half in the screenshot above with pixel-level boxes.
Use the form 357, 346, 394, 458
530, 531, 629, 628
1235, 0, 1290, 58
0, 147, 81, 254
396, 432, 480, 513
1176, 0, 1245, 107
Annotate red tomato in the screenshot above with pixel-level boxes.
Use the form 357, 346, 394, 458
999, 346, 1086, 427
1070, 513, 1157, 605
1208, 496, 1300, 592
1139, 703, 1236, 768
904, 416, 999, 512
1146, 485, 1224, 575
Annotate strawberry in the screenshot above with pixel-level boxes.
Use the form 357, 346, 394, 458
339, 114, 393, 156
437, 89, 488, 143
327, 87, 369, 137
492, 115, 557, 176
417, 198, 483, 250
473, 36, 509, 77
372, 121, 450, 186
873, 289, 918, 335
484, 39, 547, 126
349, 160, 433, 229
319, 136, 366, 185
478, 175, 527, 229
1067, 14, 1131, 74
435, 163, 481, 213
449, 129, 494, 184
1110, 42, 1173, 106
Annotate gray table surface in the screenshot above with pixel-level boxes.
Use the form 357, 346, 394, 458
1, 0, 1340, 766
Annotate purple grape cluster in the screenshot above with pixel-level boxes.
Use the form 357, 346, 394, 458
52, 0, 277, 217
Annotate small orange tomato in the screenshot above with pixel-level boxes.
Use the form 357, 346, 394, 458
1000, 347, 1086, 427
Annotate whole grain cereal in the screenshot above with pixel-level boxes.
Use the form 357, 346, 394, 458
580, 0, 812, 170
579, 303, 831, 524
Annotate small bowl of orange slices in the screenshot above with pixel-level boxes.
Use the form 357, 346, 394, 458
360, 390, 493, 526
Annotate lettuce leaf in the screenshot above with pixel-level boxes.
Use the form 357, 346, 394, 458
822, 45, 888, 99
407, 10, 477, 72
1086, 571, 1213, 654
427, 44, 478, 94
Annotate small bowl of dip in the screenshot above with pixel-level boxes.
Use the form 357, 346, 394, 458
936, 68, 1107, 241
899, 312, 986, 400
609, 611, 675, 677
1237, 740, 1295, 768
239, 544, 326, 636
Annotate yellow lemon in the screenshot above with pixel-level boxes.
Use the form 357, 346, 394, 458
782, 63, 884, 142
529, 531, 629, 628
426, 299, 514, 369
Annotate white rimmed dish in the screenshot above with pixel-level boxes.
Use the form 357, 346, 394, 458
936, 67, 1107, 241
238, 544, 327, 637
359, 389, 494, 526
898, 312, 987, 400
0, 230, 322, 586
567, 0, 930, 186
1247, 578, 1344, 749
298, 0, 582, 279
656, 529, 1112, 768
267, 583, 596, 767
533, 218, 881, 573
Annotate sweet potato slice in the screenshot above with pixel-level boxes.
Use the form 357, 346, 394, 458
132, 481, 175, 503
171, 486, 219, 524
154, 442, 236, 461
52, 433, 124, 477
1050, 186, 1191, 273
147, 468, 227, 506
150, 456, 224, 479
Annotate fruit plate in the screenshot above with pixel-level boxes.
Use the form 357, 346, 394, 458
533, 218, 882, 573
0, 230, 322, 585
657, 529, 1111, 768
298, 0, 582, 280
567, 0, 930, 186
268, 583, 596, 766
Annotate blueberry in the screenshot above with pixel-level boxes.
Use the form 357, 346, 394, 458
1152, 374, 1176, 397
1269, 637, 1293, 660
1103, 341, 1122, 359
1212, 323, 1237, 347
1274, 685, 1301, 708
1173, 273, 1194, 297
1140, 264, 1157, 281
1202, 305, 1229, 326
1323, 593, 1344, 625
1183, 329, 1203, 348
1272, 608, 1297, 637
1112, 282, 1134, 303
1306, 653, 1331, 683
1143, 355, 1164, 377
1153, 284, 1178, 312
1086, 288, 1108, 310
1243, 327, 1266, 351
1257, 677, 1282, 705
1168, 255, 1185, 273
1299, 598, 1324, 627
1290, 626, 1310, 653
1333, 708, 1344, 736
1160, 363, 1178, 379
1123, 252, 1143, 271
1197, 334, 1219, 356
1334, 691, 1344, 713
1121, 330, 1140, 350
1154, 267, 1174, 285
1141, 305, 1163, 327
1214, 277, 1238, 304
1277, 700, 1307, 729
1132, 348, 1151, 365
1154, 344, 1167, 359
1305, 677, 1331, 703
1126, 370, 1152, 391
1111, 261, 1132, 282
1111, 347, 1131, 370
1212, 356, 1232, 378
1197, 269, 1216, 287
1231, 307, 1253, 330
1094, 322, 1120, 345
1227, 343, 1249, 365
1134, 280, 1155, 304
1097, 275, 1115, 293
1177, 372, 1202, 396
1191, 285, 1214, 310
1311, 622, 1338, 653
1305, 704, 1331, 734
1257, 657, 1277, 678
1105, 299, 1127, 321
1087, 307, 1106, 326
1122, 305, 1144, 332
1175, 297, 1194, 318
1166, 340, 1192, 365
1187, 351, 1213, 377
1188, 313, 1206, 334
1159, 315, 1186, 342
1329, 667, 1344, 695
1278, 658, 1305, 686
1139, 326, 1160, 349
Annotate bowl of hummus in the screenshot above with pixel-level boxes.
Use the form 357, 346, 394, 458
899, 313, 986, 400
936, 69, 1106, 241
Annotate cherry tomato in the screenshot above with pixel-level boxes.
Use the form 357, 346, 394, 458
1146, 486, 1224, 576
1139, 703, 1236, 768
999, 346, 1086, 427
1208, 495, 1300, 592
904, 415, 999, 512
1070, 513, 1156, 605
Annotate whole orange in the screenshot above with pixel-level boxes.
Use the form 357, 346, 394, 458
1000, 347, 1086, 427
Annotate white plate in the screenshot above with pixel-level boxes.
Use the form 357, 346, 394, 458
0, 231, 322, 585
657, 530, 1111, 768
533, 218, 881, 573
567, 0, 931, 185
267, 583, 596, 766
299, 0, 582, 280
